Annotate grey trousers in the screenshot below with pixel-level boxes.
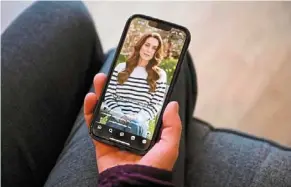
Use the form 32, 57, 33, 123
3, 1, 290, 187
2, 1, 196, 187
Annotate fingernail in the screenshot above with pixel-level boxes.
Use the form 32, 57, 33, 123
173, 101, 179, 113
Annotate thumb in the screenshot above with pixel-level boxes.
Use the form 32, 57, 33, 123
140, 101, 182, 171
160, 101, 182, 149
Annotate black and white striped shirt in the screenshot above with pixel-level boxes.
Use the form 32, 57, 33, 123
104, 62, 167, 122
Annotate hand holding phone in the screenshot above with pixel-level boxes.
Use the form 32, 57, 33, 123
89, 14, 190, 155
84, 73, 182, 173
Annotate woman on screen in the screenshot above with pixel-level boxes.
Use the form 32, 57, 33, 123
104, 32, 167, 138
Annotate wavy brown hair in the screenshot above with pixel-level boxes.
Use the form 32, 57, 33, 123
117, 33, 164, 92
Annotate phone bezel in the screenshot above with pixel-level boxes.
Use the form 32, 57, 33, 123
89, 14, 191, 155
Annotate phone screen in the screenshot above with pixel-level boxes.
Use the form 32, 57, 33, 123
91, 16, 189, 152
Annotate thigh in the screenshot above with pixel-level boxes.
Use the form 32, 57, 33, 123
44, 112, 98, 187
44, 50, 117, 187
1, 1, 103, 186
186, 119, 291, 187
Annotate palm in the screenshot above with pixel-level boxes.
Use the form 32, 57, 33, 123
91, 140, 141, 172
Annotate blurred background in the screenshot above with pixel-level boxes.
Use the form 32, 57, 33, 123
2, 1, 291, 147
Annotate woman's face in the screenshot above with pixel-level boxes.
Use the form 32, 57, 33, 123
139, 37, 159, 62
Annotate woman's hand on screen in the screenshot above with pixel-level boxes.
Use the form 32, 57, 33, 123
84, 73, 182, 173
119, 115, 130, 124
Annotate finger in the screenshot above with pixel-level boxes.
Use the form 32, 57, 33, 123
84, 73, 107, 125
160, 101, 182, 147
93, 73, 107, 99
84, 93, 98, 125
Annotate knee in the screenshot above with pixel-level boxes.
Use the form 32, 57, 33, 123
29, 1, 96, 36
3, 1, 99, 52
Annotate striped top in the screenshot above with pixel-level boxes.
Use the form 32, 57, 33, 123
104, 62, 167, 122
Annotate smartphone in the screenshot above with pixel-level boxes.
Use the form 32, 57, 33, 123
89, 14, 190, 155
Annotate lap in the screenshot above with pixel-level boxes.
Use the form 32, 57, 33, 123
44, 108, 98, 187
186, 118, 291, 187
45, 49, 198, 187
44, 50, 116, 187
